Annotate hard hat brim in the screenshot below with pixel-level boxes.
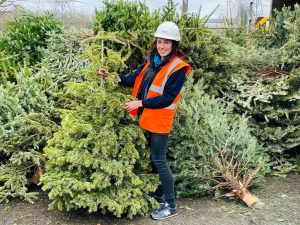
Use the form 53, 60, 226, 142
154, 34, 180, 42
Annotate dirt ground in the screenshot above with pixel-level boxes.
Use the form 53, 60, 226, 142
0, 173, 299, 225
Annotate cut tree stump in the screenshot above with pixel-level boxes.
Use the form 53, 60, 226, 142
31, 165, 44, 185
236, 189, 257, 207
222, 169, 258, 207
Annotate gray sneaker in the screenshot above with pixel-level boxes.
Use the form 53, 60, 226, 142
150, 202, 178, 220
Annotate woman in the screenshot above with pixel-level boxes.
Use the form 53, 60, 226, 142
100, 21, 191, 220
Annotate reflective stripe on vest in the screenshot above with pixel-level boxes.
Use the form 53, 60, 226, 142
165, 103, 177, 110
149, 58, 182, 94
133, 56, 191, 133
163, 88, 183, 110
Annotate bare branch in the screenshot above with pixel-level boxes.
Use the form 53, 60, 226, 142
243, 168, 260, 188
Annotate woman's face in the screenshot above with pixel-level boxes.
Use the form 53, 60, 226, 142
156, 38, 172, 59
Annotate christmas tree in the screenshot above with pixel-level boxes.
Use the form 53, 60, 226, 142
170, 79, 270, 206
41, 36, 159, 218
0, 68, 58, 203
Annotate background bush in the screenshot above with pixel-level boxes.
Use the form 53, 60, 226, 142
0, 12, 62, 67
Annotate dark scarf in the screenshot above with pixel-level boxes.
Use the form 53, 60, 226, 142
137, 53, 175, 100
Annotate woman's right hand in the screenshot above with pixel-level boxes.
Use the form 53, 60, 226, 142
98, 68, 109, 80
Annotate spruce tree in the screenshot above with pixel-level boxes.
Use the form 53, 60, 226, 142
41, 36, 159, 218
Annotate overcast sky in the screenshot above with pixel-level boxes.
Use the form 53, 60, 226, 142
18, 0, 271, 19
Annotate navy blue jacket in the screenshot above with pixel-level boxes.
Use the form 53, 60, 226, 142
119, 54, 186, 109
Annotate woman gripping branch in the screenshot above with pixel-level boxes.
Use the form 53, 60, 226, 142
99, 21, 191, 220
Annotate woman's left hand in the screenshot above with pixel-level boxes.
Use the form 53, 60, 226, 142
125, 100, 143, 112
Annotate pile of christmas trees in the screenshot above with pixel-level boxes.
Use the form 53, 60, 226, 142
0, 13, 61, 203
224, 5, 300, 172
0, 0, 299, 219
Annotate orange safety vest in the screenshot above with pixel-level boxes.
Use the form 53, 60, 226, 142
132, 56, 191, 133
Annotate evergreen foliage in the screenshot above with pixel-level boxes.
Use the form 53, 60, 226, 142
226, 5, 300, 171
0, 68, 58, 203
0, 0, 298, 212
41, 36, 159, 218
276, 8, 300, 70
93, 0, 232, 95
40, 28, 91, 104
170, 79, 270, 197
223, 28, 247, 46
94, 0, 160, 48
253, 4, 300, 49
0, 12, 62, 67
186, 33, 233, 95
0, 52, 18, 85
226, 65, 300, 171
0, 24, 88, 204
93, 0, 161, 70
42, 28, 90, 84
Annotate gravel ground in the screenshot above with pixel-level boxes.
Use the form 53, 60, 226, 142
1, 173, 299, 225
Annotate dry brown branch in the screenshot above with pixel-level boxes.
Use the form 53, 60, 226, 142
258, 67, 289, 77
243, 167, 260, 188
209, 182, 230, 190
203, 148, 260, 207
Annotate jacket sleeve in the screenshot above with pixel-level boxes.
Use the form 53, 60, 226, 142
142, 67, 186, 109
119, 62, 146, 87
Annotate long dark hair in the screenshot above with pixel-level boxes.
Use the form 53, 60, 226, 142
148, 39, 184, 58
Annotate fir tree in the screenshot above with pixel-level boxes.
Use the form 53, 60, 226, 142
41, 28, 90, 89
41, 36, 159, 218
169, 79, 270, 205
0, 68, 58, 203
226, 66, 300, 172
226, 5, 300, 171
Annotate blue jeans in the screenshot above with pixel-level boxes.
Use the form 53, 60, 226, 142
148, 132, 175, 207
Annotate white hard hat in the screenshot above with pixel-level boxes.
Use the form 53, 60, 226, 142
154, 21, 181, 42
